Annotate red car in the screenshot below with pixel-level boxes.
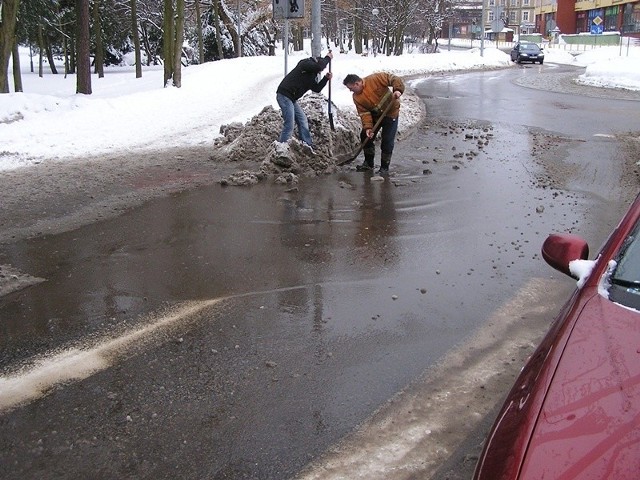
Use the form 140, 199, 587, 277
474, 193, 640, 479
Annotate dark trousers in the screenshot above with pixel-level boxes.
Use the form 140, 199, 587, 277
361, 115, 399, 157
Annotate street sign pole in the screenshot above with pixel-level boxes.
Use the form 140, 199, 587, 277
273, 0, 305, 75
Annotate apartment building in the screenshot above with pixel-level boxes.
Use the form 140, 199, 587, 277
538, 0, 640, 37
446, 0, 640, 39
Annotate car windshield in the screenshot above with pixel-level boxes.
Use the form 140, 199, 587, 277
609, 220, 640, 309
521, 44, 539, 52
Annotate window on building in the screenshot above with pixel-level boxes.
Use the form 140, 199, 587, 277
510, 11, 517, 23
523, 0, 530, 5
605, 5, 619, 31
622, 3, 640, 34
488, 11, 495, 21
522, 11, 530, 22
489, 0, 495, 6
511, 0, 518, 6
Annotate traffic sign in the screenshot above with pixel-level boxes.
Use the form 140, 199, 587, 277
273, 0, 305, 19
591, 15, 603, 34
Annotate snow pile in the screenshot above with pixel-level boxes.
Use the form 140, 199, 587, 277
215, 93, 366, 185
578, 56, 640, 91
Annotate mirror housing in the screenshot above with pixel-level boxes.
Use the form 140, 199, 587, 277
541, 234, 589, 278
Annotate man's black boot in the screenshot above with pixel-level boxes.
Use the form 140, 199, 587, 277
356, 154, 375, 172
377, 152, 392, 175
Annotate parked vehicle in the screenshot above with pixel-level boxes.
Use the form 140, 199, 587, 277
510, 42, 544, 64
473, 193, 640, 479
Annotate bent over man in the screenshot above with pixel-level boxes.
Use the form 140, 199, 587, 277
276, 51, 333, 148
343, 72, 404, 174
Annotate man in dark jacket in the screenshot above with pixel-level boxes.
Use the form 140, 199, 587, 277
276, 51, 333, 148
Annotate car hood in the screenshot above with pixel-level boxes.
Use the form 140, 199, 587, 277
519, 292, 640, 479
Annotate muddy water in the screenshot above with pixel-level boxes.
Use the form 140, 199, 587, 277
1, 122, 571, 371
1, 66, 637, 479
0, 125, 598, 479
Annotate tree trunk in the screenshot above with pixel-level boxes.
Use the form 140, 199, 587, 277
195, 0, 204, 64
172, 0, 184, 87
93, 0, 105, 78
235, 0, 241, 58
12, 40, 23, 92
292, 24, 303, 51
69, 37, 76, 74
64, 35, 69, 77
45, 37, 59, 74
0, 0, 20, 93
354, 17, 362, 55
38, 21, 44, 77
60, 6, 69, 77
213, 0, 224, 60
217, 0, 240, 58
163, 0, 174, 86
140, 23, 153, 66
76, 0, 92, 94
131, 0, 142, 77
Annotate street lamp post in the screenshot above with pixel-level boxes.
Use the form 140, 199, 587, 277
372, 8, 379, 57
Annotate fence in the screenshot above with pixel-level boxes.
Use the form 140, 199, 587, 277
447, 35, 639, 54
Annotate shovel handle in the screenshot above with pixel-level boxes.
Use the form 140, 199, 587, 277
338, 99, 395, 165
328, 55, 335, 130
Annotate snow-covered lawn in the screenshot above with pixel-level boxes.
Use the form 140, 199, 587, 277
1, 43, 638, 172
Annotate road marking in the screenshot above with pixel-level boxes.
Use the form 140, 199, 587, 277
0, 299, 221, 412
0, 282, 336, 413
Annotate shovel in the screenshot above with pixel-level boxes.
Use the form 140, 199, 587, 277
337, 99, 394, 166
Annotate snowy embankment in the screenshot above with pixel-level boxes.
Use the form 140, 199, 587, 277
2, 43, 639, 172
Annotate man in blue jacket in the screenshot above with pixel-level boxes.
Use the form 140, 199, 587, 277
276, 51, 333, 148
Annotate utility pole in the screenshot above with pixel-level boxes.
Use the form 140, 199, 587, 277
481, 0, 487, 56
311, 0, 322, 57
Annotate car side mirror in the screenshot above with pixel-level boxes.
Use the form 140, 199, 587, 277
541, 233, 589, 278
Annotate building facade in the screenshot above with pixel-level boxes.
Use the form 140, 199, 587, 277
538, 0, 640, 37
445, 0, 640, 39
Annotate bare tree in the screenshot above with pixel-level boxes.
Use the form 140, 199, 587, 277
418, 0, 456, 49
194, 0, 204, 63
131, 0, 143, 77
76, 0, 92, 93
172, 0, 185, 86
212, 0, 224, 59
163, 0, 174, 85
0, 0, 20, 93
12, 39, 23, 92
163, 0, 185, 86
93, 0, 105, 77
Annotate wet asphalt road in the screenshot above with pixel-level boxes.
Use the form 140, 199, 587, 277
1, 64, 639, 479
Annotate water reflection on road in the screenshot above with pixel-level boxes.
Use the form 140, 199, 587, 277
1, 66, 637, 479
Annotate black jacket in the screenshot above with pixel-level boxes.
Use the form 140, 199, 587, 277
276, 56, 331, 102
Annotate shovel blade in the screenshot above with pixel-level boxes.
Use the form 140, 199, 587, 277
337, 151, 360, 166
